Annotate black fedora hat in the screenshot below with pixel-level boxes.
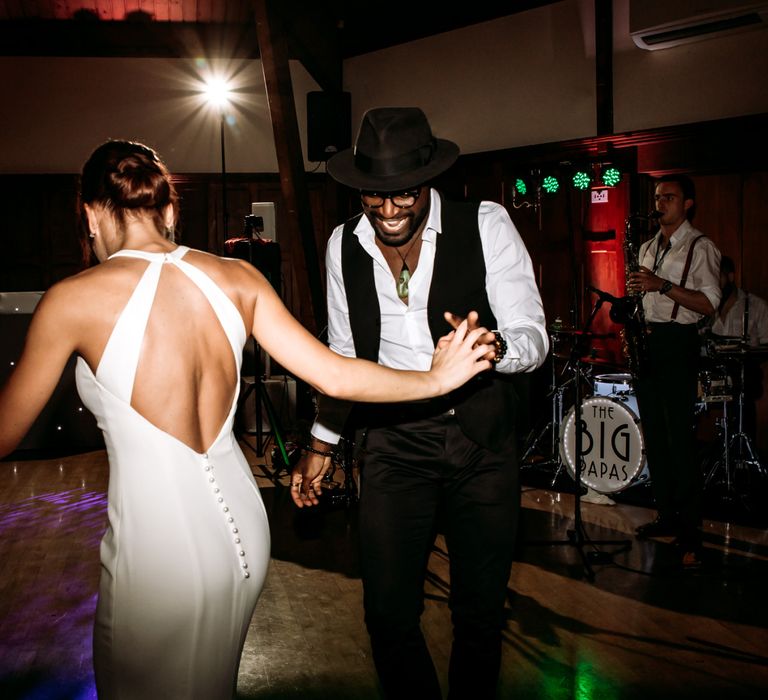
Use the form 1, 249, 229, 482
327, 107, 459, 191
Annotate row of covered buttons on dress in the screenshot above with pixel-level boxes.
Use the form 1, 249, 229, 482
202, 453, 251, 579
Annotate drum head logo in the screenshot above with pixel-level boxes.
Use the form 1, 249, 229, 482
560, 396, 645, 494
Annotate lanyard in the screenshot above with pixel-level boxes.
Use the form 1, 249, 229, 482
652, 234, 671, 274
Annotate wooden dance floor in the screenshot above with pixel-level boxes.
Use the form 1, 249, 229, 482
1, 438, 767, 699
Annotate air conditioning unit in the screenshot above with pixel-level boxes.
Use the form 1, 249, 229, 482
630, 0, 768, 50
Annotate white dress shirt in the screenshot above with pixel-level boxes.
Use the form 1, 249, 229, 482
639, 219, 721, 325
312, 188, 549, 444
711, 288, 768, 346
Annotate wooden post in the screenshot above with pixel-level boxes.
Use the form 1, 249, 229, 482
595, 0, 614, 136
253, 0, 326, 334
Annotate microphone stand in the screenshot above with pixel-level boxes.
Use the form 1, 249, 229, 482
527, 294, 632, 582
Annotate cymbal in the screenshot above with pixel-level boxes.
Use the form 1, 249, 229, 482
714, 346, 768, 359
553, 352, 616, 365
550, 328, 616, 340
705, 334, 743, 342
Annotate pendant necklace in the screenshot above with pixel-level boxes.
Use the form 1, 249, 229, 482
394, 230, 423, 300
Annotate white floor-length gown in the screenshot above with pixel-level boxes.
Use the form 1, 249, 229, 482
75, 246, 270, 699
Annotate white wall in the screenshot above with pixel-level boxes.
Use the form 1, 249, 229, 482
344, 0, 768, 153
344, 2, 597, 153
0, 56, 319, 173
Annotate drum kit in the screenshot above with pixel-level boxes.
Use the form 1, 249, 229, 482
522, 324, 767, 503
522, 321, 650, 497
698, 333, 768, 500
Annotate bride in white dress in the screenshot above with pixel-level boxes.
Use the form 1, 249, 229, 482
0, 140, 494, 699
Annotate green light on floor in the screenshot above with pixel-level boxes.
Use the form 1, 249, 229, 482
542, 175, 560, 194
575, 660, 620, 700
515, 178, 527, 196
573, 171, 591, 190
602, 167, 622, 187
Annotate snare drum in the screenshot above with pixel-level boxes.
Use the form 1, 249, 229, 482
560, 394, 649, 494
593, 373, 633, 398
593, 373, 642, 427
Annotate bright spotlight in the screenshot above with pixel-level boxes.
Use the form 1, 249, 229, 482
203, 77, 232, 109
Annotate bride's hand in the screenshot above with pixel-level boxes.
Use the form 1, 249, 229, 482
444, 310, 498, 361
430, 319, 493, 393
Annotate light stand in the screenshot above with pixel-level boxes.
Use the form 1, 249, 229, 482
201, 76, 233, 252
219, 111, 229, 246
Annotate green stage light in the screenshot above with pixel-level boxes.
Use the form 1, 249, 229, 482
542, 175, 559, 194
573, 170, 591, 190
514, 178, 527, 196
602, 167, 622, 187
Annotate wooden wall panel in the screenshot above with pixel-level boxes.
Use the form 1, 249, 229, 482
0, 175, 82, 291
742, 172, 768, 295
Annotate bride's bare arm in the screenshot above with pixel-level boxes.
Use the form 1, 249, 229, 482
0, 283, 81, 457
249, 270, 493, 402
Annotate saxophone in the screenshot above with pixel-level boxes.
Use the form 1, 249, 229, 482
610, 215, 650, 379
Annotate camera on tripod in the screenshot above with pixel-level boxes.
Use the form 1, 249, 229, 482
243, 214, 264, 236
224, 214, 281, 298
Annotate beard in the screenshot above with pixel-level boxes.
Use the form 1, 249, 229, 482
367, 203, 429, 248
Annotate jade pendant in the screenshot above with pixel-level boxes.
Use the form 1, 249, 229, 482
397, 264, 410, 300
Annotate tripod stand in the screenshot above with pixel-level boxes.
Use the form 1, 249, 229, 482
521, 331, 595, 488
528, 295, 631, 582
522, 329, 586, 464
238, 343, 297, 481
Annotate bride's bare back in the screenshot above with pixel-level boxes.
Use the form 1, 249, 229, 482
74, 249, 260, 454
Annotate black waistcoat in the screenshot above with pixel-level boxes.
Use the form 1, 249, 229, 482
339, 194, 520, 451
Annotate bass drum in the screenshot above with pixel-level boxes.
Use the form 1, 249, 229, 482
559, 396, 648, 494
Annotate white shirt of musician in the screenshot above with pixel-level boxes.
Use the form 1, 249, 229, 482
639, 219, 721, 325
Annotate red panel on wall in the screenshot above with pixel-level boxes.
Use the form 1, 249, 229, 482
583, 180, 629, 367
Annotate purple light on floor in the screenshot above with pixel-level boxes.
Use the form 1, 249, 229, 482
0, 489, 107, 532
1, 484, 107, 697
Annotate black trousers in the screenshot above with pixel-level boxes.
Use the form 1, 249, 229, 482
357, 412, 518, 700
634, 322, 702, 534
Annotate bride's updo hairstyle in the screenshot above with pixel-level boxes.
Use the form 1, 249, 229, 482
80, 140, 179, 240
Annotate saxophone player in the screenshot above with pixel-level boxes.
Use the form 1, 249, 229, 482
627, 174, 721, 569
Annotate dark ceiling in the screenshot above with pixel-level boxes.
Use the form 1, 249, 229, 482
0, 1, 562, 59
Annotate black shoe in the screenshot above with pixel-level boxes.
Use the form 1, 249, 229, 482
635, 515, 680, 539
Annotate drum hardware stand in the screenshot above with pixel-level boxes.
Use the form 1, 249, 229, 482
322, 435, 359, 509
521, 330, 593, 480
526, 294, 632, 582
704, 343, 767, 504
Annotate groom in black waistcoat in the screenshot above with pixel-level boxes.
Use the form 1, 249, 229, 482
292, 107, 548, 699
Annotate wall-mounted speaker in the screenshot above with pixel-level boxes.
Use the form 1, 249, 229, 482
307, 91, 352, 162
